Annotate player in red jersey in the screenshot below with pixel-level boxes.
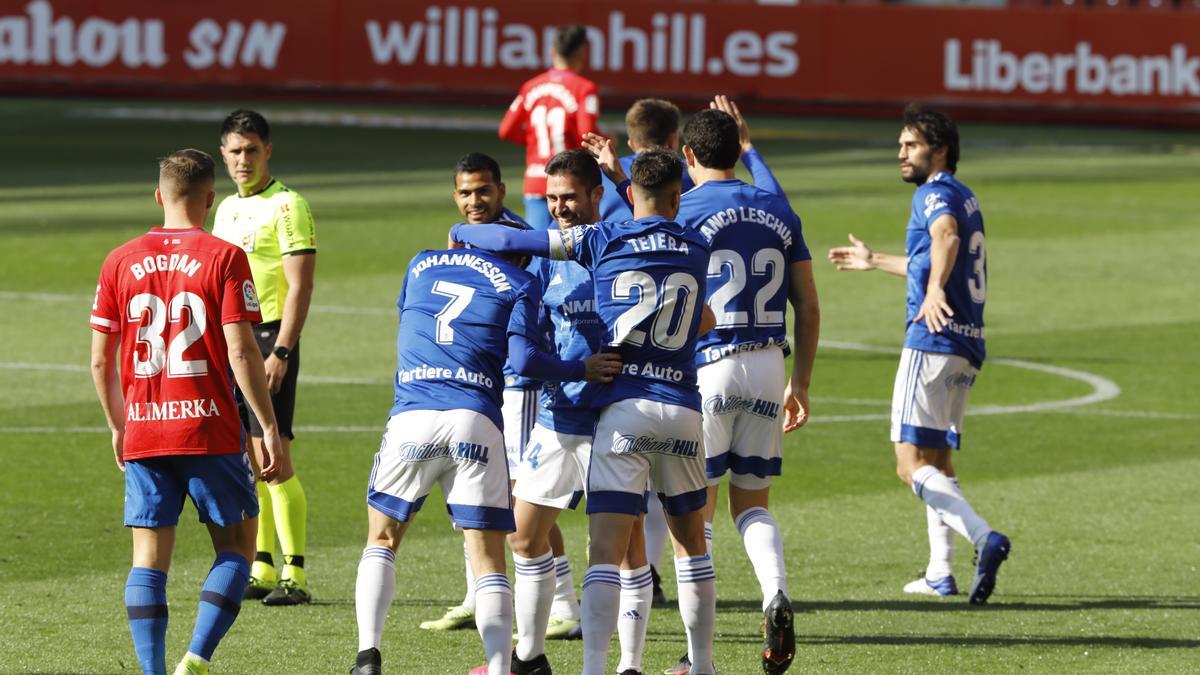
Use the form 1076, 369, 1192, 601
90, 149, 282, 675
499, 24, 600, 231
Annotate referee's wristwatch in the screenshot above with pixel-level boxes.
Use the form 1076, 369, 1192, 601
272, 345, 291, 361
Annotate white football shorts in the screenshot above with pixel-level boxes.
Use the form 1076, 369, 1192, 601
698, 345, 786, 490
367, 409, 514, 531
890, 348, 978, 450
502, 387, 540, 471
512, 422, 588, 510
587, 398, 706, 517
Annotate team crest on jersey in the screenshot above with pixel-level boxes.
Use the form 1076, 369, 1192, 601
239, 231, 256, 252
242, 280, 260, 312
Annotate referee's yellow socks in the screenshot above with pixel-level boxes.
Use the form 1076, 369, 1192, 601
268, 476, 308, 586
251, 482, 277, 583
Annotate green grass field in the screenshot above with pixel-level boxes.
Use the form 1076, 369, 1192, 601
1, 97, 1198, 674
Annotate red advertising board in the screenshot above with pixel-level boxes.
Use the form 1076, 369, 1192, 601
2, 0, 1198, 124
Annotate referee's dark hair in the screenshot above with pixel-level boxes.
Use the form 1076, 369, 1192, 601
553, 24, 589, 60
682, 109, 740, 171
220, 109, 270, 144
545, 149, 601, 192
630, 148, 683, 199
454, 152, 503, 184
903, 104, 960, 173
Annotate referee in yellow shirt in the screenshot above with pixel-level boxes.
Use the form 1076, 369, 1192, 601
214, 109, 315, 606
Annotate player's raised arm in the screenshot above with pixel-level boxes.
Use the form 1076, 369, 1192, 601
90, 329, 126, 471
582, 132, 628, 186
783, 260, 821, 432
224, 321, 281, 481
827, 233, 908, 276
711, 94, 785, 197
913, 214, 960, 333
498, 94, 526, 145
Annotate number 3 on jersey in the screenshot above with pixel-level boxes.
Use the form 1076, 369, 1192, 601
128, 292, 207, 378
612, 271, 700, 351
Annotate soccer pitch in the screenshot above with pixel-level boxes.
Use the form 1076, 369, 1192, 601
1, 97, 1197, 673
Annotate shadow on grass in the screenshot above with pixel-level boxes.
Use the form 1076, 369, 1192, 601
710, 595, 1200, 613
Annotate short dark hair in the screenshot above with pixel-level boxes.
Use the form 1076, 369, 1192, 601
545, 149, 601, 192
903, 104, 960, 173
682, 109, 739, 170
625, 99, 681, 150
454, 152, 502, 183
220, 109, 270, 144
159, 149, 215, 197
630, 149, 683, 196
554, 24, 588, 60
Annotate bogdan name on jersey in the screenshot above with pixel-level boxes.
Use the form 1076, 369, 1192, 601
629, 232, 689, 254
699, 207, 793, 247
703, 394, 780, 420
621, 361, 685, 382
129, 253, 203, 280
410, 252, 512, 292
613, 434, 699, 458
127, 398, 219, 422
397, 440, 490, 466
396, 363, 495, 389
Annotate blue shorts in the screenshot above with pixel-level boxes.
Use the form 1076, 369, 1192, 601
124, 453, 259, 528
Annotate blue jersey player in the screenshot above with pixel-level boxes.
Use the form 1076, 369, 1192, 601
451, 150, 721, 675
674, 106, 821, 675
350, 227, 619, 675
422, 152, 560, 635
827, 104, 1010, 605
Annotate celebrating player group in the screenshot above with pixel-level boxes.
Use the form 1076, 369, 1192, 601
90, 23, 1009, 675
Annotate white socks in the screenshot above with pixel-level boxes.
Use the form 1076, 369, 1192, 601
924, 477, 959, 579
735, 507, 788, 611
461, 541, 477, 612
675, 555, 716, 675
551, 555, 581, 621
617, 565, 653, 673
474, 573, 513, 675
581, 564, 621, 675
513, 552, 555, 661
911, 465, 990, 548
355, 546, 396, 652
703, 522, 714, 556
644, 494, 669, 570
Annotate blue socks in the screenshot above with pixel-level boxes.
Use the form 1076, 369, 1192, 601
187, 552, 250, 661
126, 567, 169, 675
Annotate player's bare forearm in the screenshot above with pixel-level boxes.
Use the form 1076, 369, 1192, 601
871, 251, 909, 277
224, 321, 279, 434
90, 330, 124, 431
277, 252, 316, 350
788, 261, 820, 393
827, 233, 907, 276
698, 304, 717, 337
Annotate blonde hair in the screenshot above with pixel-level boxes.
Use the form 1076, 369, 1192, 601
158, 149, 215, 198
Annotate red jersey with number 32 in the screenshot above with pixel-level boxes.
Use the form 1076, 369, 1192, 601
90, 227, 262, 460
499, 68, 600, 197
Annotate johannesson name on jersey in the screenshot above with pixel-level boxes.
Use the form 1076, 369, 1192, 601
411, 252, 513, 293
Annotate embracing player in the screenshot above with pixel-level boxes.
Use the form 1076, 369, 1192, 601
827, 104, 1010, 604
499, 24, 599, 230
350, 222, 620, 675
452, 149, 720, 675
90, 149, 281, 675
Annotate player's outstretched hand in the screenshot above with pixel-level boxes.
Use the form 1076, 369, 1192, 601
782, 380, 810, 432
711, 95, 753, 154
111, 426, 125, 472
582, 133, 627, 184
827, 233, 875, 271
582, 351, 623, 383
915, 285, 954, 333
259, 428, 282, 482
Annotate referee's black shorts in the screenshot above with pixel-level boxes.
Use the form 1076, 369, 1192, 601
236, 321, 299, 440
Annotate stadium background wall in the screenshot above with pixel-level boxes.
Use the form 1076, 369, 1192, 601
2, 0, 1199, 126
